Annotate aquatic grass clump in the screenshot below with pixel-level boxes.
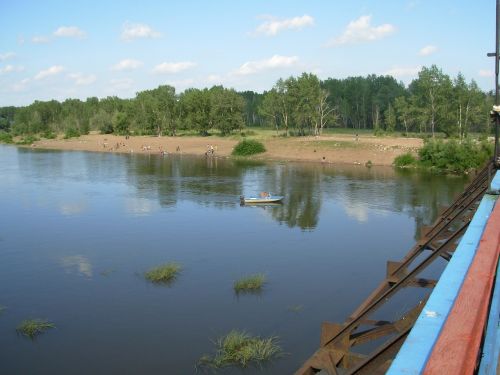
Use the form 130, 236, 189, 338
234, 274, 266, 294
145, 262, 181, 284
197, 330, 282, 369
16, 319, 55, 338
0, 305, 5, 315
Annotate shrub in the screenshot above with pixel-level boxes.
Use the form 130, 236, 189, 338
41, 130, 57, 139
16, 319, 55, 338
232, 139, 266, 156
197, 330, 282, 369
418, 138, 492, 173
394, 152, 417, 167
64, 128, 80, 139
16, 134, 39, 145
0, 132, 13, 144
145, 262, 181, 284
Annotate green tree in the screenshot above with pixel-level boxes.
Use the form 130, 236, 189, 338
210, 86, 245, 135
113, 112, 129, 135
384, 103, 396, 133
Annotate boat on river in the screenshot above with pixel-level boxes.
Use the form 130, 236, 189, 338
240, 194, 284, 205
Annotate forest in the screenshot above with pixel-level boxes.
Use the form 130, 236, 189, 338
0, 65, 493, 139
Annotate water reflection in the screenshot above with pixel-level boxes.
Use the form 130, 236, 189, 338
14, 148, 469, 234
60, 255, 93, 278
106, 153, 468, 233
59, 201, 87, 216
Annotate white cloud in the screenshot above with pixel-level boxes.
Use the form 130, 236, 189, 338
419, 45, 438, 56
479, 69, 494, 78
68, 72, 96, 86
111, 58, 143, 71
11, 78, 30, 92
0, 65, 25, 74
153, 61, 197, 74
326, 15, 395, 47
32, 35, 50, 44
53, 26, 86, 38
207, 74, 223, 83
0, 52, 16, 61
254, 14, 314, 36
121, 22, 161, 41
34, 65, 65, 80
384, 65, 421, 78
110, 78, 134, 91
233, 55, 299, 75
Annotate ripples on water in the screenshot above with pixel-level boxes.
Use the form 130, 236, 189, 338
0, 146, 468, 374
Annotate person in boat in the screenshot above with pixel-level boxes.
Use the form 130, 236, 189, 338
260, 192, 271, 198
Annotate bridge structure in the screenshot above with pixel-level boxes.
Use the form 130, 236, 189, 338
296, 2, 500, 373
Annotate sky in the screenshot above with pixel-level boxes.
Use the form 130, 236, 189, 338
0, 0, 496, 106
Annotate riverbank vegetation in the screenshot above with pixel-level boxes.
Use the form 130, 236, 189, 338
16, 319, 55, 338
144, 262, 181, 284
197, 330, 282, 369
0, 65, 491, 140
234, 274, 266, 293
394, 139, 493, 173
0, 65, 494, 171
232, 139, 266, 156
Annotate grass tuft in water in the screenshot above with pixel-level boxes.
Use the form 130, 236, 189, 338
287, 305, 303, 313
197, 330, 282, 369
16, 319, 55, 338
0, 305, 5, 315
145, 262, 181, 284
100, 269, 115, 277
234, 274, 266, 293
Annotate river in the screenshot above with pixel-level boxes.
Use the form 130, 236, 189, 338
0, 145, 468, 374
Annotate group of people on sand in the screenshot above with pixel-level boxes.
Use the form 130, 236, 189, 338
205, 144, 215, 156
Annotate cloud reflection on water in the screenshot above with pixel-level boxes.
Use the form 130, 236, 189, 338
60, 255, 93, 278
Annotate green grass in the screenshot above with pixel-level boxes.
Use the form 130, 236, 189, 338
197, 330, 282, 369
234, 274, 266, 294
232, 139, 266, 156
314, 140, 360, 149
145, 262, 181, 284
16, 319, 55, 338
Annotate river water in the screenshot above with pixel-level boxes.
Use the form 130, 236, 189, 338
0, 145, 468, 374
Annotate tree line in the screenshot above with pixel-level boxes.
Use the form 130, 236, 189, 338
0, 65, 493, 139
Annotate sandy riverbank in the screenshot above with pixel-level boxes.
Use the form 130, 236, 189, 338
31, 133, 423, 166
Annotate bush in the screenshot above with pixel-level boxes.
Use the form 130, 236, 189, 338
232, 139, 266, 156
394, 152, 417, 167
41, 130, 56, 139
418, 138, 492, 173
0, 132, 13, 144
64, 128, 80, 139
16, 134, 39, 145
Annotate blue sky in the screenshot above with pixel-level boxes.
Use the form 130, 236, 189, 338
0, 0, 495, 106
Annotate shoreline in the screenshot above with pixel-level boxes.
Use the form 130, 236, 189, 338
25, 133, 423, 167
